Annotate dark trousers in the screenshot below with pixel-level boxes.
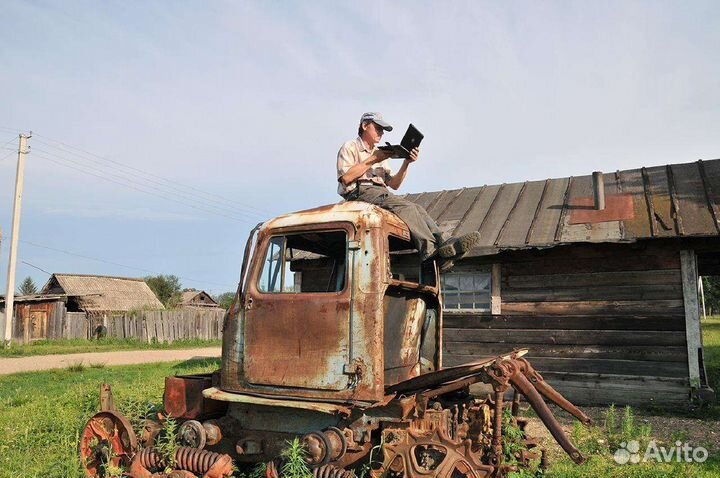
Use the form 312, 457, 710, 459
344, 184, 446, 260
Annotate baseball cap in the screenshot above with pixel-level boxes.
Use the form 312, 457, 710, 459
360, 112, 393, 132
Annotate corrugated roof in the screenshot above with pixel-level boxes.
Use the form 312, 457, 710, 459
41, 274, 164, 312
405, 159, 720, 257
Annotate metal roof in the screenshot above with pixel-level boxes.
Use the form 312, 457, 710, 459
404, 158, 720, 257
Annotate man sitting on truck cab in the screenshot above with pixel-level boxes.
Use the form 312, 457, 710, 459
337, 112, 480, 269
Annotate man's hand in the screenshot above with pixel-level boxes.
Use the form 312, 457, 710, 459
369, 149, 393, 164
406, 147, 420, 163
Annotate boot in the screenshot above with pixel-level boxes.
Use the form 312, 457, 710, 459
438, 231, 481, 259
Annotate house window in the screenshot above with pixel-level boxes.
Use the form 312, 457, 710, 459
441, 271, 491, 311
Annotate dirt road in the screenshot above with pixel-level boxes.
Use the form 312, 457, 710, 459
0, 347, 221, 375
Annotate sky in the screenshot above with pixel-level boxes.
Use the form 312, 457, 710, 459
1, 0, 719, 296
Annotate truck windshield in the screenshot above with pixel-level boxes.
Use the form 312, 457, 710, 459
258, 230, 347, 293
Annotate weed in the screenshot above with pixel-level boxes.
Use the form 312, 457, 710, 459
155, 414, 179, 471
66, 361, 86, 372
281, 438, 312, 478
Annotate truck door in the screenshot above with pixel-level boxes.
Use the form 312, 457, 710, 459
243, 224, 353, 391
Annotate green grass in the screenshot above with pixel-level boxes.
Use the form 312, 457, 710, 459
702, 316, 720, 408
0, 337, 221, 358
540, 316, 720, 477
0, 318, 717, 478
0, 358, 219, 478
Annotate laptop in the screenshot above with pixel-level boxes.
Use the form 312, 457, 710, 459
378, 124, 424, 159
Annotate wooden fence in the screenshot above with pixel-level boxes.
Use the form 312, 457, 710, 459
64, 308, 226, 342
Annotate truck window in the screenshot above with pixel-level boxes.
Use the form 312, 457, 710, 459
258, 230, 347, 293
388, 235, 436, 287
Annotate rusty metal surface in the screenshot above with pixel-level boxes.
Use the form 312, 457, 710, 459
129, 447, 233, 478
202, 387, 352, 415
80, 410, 138, 477
221, 202, 441, 404
403, 159, 720, 256
567, 194, 635, 225
387, 349, 528, 394
164, 375, 227, 420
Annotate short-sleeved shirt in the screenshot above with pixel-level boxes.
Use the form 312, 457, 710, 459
336, 137, 392, 196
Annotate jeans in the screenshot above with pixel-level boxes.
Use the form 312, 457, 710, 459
344, 184, 446, 260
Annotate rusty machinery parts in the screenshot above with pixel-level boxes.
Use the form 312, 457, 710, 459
81, 355, 591, 478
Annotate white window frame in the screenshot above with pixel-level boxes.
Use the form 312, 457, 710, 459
441, 269, 492, 312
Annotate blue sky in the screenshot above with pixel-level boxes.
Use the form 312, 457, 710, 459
1, 0, 719, 295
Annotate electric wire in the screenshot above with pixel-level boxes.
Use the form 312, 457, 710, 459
32, 146, 267, 221
32, 149, 255, 223
32, 133, 271, 217
0, 136, 18, 150
17, 239, 236, 289
0, 150, 16, 162
0, 126, 271, 219
21, 260, 52, 275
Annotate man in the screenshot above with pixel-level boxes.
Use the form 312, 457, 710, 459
337, 112, 480, 268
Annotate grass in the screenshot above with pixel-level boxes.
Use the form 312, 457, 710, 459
0, 318, 717, 478
0, 337, 221, 358
539, 315, 720, 477
543, 405, 720, 477
702, 316, 720, 409
0, 358, 219, 478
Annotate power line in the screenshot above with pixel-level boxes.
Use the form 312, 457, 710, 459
0, 136, 18, 150
32, 133, 272, 217
0, 150, 16, 162
21, 260, 52, 275
31, 145, 265, 221
18, 239, 236, 289
33, 150, 255, 223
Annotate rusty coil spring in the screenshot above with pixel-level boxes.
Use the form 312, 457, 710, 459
137, 446, 227, 473
312, 464, 354, 478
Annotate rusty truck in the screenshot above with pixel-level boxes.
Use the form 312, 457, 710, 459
80, 201, 593, 478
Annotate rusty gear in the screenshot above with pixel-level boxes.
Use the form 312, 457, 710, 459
80, 410, 138, 477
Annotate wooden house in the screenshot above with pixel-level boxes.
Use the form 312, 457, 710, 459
41, 273, 164, 315
406, 158, 719, 406
179, 289, 221, 308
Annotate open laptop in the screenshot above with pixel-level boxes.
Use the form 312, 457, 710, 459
378, 124, 424, 159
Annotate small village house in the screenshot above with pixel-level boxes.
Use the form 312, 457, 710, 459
1, 274, 164, 342
179, 289, 221, 309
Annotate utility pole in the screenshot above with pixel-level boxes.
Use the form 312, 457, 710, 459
2, 133, 31, 346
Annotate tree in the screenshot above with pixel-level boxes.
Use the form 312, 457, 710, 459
702, 276, 720, 316
144, 275, 182, 308
216, 292, 236, 310
18, 276, 37, 295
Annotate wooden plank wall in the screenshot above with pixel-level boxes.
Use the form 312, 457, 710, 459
443, 241, 691, 407
63, 308, 225, 342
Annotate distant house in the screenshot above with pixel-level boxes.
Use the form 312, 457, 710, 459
41, 273, 164, 314
179, 289, 220, 309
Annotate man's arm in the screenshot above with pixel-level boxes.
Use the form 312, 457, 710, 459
339, 149, 392, 187
386, 147, 419, 190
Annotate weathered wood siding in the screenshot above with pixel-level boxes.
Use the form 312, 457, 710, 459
64, 308, 225, 342
443, 241, 691, 406
13, 300, 66, 343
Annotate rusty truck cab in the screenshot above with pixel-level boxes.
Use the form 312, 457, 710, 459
219, 202, 442, 405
